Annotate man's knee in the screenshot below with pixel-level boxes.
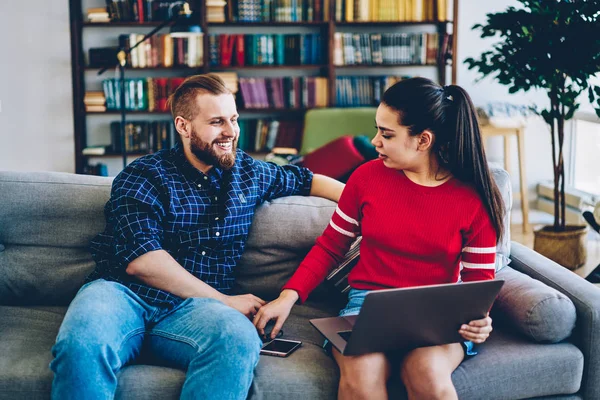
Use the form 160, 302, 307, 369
188, 299, 262, 361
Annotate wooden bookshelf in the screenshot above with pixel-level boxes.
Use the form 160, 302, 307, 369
69, 0, 459, 174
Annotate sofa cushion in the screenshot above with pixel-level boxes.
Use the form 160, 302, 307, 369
235, 196, 339, 301
491, 266, 577, 343
490, 166, 512, 271
451, 329, 583, 399
0, 172, 112, 306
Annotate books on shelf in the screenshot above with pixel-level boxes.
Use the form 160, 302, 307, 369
106, 0, 193, 22
333, 32, 446, 66
212, 72, 239, 94
109, 120, 178, 153
84, 91, 107, 112
206, 0, 227, 22
117, 32, 203, 69
335, 0, 448, 22
209, 33, 323, 67
82, 146, 109, 156
335, 76, 406, 107
227, 0, 327, 22
238, 77, 328, 109
87, 7, 111, 22
238, 118, 304, 152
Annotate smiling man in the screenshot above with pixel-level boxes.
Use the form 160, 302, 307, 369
50, 74, 344, 400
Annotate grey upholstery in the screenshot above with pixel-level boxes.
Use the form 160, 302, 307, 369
0, 168, 597, 400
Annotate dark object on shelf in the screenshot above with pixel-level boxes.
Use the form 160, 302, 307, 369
96, 1, 195, 170
88, 47, 119, 68
583, 210, 600, 283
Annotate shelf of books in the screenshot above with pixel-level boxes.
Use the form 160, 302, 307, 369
71, 0, 457, 175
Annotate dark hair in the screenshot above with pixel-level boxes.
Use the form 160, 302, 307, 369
381, 77, 505, 242
168, 73, 230, 120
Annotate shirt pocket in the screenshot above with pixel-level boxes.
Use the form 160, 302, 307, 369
175, 228, 211, 251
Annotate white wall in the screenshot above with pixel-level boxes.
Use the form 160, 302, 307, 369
0, 0, 580, 197
457, 0, 555, 201
0, 0, 74, 172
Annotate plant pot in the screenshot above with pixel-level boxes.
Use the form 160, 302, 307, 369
533, 225, 588, 270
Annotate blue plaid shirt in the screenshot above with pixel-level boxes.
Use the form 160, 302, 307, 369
89, 143, 313, 308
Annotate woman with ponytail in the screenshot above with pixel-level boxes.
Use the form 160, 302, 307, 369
254, 77, 505, 399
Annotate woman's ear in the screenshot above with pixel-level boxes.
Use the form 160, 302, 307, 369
416, 130, 434, 151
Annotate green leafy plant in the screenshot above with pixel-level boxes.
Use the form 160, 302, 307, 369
465, 0, 600, 231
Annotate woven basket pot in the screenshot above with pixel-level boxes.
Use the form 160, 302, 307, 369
533, 225, 589, 270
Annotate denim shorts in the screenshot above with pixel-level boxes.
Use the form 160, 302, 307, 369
327, 288, 478, 357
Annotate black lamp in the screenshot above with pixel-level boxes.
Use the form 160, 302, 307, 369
97, 1, 197, 170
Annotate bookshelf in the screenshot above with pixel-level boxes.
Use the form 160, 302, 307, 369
69, 0, 459, 175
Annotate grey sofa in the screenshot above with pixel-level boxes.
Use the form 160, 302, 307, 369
1, 169, 599, 400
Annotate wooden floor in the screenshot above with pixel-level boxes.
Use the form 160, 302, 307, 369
511, 224, 600, 279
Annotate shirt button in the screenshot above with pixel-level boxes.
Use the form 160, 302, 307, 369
197, 184, 202, 188
201, 251, 206, 256
215, 232, 220, 237
215, 217, 219, 221
204, 176, 208, 180
214, 196, 218, 201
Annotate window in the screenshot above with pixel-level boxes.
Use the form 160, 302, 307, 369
572, 115, 600, 196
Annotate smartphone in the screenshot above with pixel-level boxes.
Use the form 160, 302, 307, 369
260, 338, 302, 357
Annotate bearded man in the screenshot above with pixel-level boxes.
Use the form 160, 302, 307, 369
50, 74, 344, 400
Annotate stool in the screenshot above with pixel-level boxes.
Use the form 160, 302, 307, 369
481, 124, 530, 233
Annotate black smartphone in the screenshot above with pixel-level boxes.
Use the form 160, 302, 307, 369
260, 338, 302, 357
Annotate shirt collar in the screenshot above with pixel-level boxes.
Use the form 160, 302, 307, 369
171, 142, 223, 183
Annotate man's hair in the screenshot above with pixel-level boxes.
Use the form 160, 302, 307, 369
167, 74, 231, 120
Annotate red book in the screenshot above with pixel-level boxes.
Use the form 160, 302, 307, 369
235, 34, 245, 66
137, 0, 144, 22
155, 78, 169, 112
220, 35, 235, 67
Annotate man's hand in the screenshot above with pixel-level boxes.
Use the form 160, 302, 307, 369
459, 313, 493, 344
253, 289, 299, 339
221, 294, 266, 319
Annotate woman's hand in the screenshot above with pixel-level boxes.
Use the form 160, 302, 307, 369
253, 289, 299, 340
459, 313, 493, 344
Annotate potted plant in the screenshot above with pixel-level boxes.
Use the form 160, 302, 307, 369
465, 0, 600, 269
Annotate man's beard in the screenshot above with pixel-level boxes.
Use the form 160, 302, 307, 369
189, 129, 237, 170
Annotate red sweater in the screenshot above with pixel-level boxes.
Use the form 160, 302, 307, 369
283, 160, 497, 303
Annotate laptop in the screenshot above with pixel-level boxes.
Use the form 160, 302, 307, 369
310, 279, 505, 356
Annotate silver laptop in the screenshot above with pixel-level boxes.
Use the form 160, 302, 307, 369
310, 280, 505, 356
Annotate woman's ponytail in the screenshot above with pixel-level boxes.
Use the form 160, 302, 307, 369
444, 85, 505, 241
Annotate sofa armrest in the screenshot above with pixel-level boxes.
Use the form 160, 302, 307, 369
509, 241, 600, 399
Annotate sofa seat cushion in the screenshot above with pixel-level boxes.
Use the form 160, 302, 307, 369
492, 266, 577, 343
451, 329, 583, 400
0, 306, 65, 399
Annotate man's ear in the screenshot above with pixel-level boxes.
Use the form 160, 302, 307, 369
417, 130, 434, 151
174, 116, 190, 138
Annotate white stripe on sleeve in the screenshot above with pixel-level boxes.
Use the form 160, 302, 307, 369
461, 261, 496, 270
462, 246, 496, 254
336, 206, 359, 226
329, 220, 357, 238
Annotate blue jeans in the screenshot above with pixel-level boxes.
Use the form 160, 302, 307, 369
50, 279, 262, 400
